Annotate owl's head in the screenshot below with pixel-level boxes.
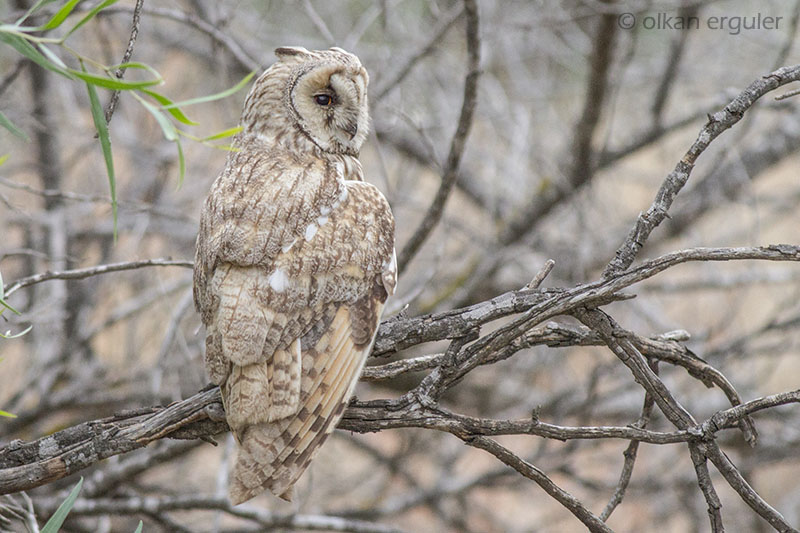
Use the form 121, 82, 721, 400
241, 46, 370, 156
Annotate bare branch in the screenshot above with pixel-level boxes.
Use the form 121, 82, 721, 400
373, 4, 465, 101
3, 245, 798, 499
104, 0, 145, 123
396, 0, 480, 274
500, 7, 619, 247
301, 0, 337, 45
462, 436, 613, 533
604, 64, 800, 277
4, 258, 193, 298
102, 6, 261, 72
600, 368, 656, 521
40, 494, 405, 533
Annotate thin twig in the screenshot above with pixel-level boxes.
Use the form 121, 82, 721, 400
0, 176, 196, 222
600, 367, 656, 521
104, 0, 144, 124
373, 4, 465, 101
0, 58, 26, 98
4, 258, 193, 298
101, 6, 261, 72
650, 4, 697, 122
461, 436, 613, 533
396, 0, 480, 274
40, 494, 405, 533
603, 63, 800, 277
301, 0, 337, 45
499, 7, 618, 247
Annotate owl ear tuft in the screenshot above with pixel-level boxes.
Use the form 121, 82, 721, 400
275, 46, 311, 63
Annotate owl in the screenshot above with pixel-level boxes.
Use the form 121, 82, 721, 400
193, 46, 396, 505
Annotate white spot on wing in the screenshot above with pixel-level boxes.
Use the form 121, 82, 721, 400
304, 223, 318, 241
382, 248, 398, 296
332, 184, 349, 210
268, 268, 290, 292
382, 248, 397, 273
281, 238, 297, 253
317, 214, 329, 226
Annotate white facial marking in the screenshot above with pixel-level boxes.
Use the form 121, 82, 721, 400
304, 223, 318, 241
268, 268, 290, 292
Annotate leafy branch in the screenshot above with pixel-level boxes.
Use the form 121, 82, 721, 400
0, 0, 253, 236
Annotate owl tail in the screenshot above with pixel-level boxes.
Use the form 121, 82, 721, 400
228, 383, 354, 504
228, 305, 379, 505
229, 418, 300, 504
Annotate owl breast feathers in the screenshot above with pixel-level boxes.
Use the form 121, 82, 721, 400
193, 46, 396, 505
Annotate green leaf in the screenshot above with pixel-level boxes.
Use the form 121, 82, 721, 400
0, 409, 17, 418
201, 126, 242, 142
133, 520, 143, 533
0, 155, 9, 166
142, 89, 198, 126
0, 271, 21, 315
83, 64, 117, 240
109, 61, 162, 79
37, 43, 68, 70
0, 325, 32, 339
65, 0, 120, 39
176, 138, 185, 187
0, 296, 21, 315
137, 98, 186, 186
70, 68, 162, 90
0, 32, 72, 78
0, 109, 29, 141
15, 0, 60, 25
39, 0, 82, 30
139, 99, 185, 186
162, 71, 255, 109
41, 478, 83, 533
140, 99, 178, 141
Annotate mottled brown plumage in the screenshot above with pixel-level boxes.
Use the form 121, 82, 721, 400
193, 47, 396, 505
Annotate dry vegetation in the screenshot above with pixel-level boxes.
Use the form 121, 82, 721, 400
2, 1, 800, 532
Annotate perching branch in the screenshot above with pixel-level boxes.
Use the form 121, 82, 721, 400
2, 245, 799, 504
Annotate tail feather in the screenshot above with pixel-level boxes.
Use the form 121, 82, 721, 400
227, 305, 377, 504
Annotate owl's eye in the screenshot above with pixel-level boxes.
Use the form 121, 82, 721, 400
314, 94, 333, 106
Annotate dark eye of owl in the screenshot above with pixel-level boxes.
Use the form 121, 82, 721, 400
314, 94, 333, 106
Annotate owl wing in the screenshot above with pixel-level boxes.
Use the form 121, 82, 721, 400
194, 153, 395, 503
